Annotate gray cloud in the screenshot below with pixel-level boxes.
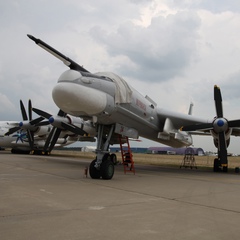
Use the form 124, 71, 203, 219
0, 0, 240, 152
90, 11, 201, 82
171, 0, 240, 13
220, 71, 240, 101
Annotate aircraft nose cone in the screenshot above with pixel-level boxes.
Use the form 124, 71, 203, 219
52, 82, 107, 116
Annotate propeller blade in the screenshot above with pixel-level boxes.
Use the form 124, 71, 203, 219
30, 116, 45, 125
181, 123, 213, 132
43, 126, 62, 153
214, 85, 223, 118
61, 122, 87, 135
58, 109, 66, 117
5, 126, 20, 136
18, 100, 35, 150
27, 129, 34, 149
43, 127, 56, 152
28, 99, 32, 121
35, 120, 50, 126
32, 108, 52, 119
218, 131, 228, 165
228, 119, 240, 128
48, 128, 62, 152
20, 100, 28, 120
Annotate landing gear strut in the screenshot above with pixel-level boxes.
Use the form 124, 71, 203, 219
213, 158, 221, 172
213, 153, 228, 173
89, 124, 115, 180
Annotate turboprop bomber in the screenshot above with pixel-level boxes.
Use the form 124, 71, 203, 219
28, 34, 240, 179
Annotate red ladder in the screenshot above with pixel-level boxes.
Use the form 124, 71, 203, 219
119, 136, 135, 174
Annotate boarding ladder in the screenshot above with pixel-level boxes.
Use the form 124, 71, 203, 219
119, 136, 135, 174
180, 148, 197, 169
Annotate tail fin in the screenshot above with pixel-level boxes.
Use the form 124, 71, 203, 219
188, 102, 194, 115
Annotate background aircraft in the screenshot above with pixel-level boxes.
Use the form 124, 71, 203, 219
28, 34, 240, 179
0, 120, 77, 154
0, 99, 96, 154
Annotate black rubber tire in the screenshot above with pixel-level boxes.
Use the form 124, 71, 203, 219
100, 159, 115, 180
110, 153, 117, 165
89, 159, 101, 179
44, 151, 50, 155
222, 166, 228, 173
11, 149, 30, 154
213, 158, 220, 172
32, 150, 48, 155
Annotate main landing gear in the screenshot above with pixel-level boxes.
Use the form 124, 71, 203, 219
213, 150, 228, 172
213, 158, 228, 172
89, 124, 116, 180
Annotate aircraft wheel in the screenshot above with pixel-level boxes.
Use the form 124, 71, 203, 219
213, 158, 220, 172
100, 159, 115, 180
222, 166, 228, 173
33, 150, 43, 155
110, 153, 117, 165
11, 149, 30, 154
89, 159, 101, 179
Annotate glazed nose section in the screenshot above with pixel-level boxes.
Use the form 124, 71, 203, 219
52, 82, 107, 116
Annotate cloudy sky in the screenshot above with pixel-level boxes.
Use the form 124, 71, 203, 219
1, 0, 240, 153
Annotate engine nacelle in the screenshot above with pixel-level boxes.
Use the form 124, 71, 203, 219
174, 131, 193, 146
55, 138, 68, 144
74, 120, 96, 137
34, 125, 51, 136
35, 138, 68, 148
210, 128, 231, 148
49, 114, 96, 137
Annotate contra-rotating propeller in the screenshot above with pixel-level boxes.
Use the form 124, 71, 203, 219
181, 85, 240, 171
32, 107, 87, 153
5, 100, 44, 149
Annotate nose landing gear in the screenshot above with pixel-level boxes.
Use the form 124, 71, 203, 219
89, 124, 115, 180
89, 153, 115, 179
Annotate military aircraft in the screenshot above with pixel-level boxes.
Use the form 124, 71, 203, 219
27, 34, 240, 179
1, 99, 96, 154
0, 122, 76, 154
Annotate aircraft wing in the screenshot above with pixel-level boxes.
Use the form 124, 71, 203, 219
157, 108, 211, 132
186, 127, 240, 137
7, 122, 19, 126
2, 121, 19, 128
187, 131, 211, 136
231, 128, 240, 136
160, 108, 240, 137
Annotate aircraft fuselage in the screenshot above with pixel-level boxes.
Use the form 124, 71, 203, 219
52, 70, 194, 147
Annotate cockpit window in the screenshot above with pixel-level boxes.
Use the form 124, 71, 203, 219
58, 70, 82, 82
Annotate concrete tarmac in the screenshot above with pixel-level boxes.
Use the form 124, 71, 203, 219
1, 151, 240, 240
